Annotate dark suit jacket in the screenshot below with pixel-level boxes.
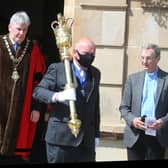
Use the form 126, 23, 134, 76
33, 62, 101, 148
119, 68, 168, 148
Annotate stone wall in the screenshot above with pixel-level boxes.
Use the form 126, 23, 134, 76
64, 0, 168, 134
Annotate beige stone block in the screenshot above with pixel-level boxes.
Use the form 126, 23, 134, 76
94, 48, 124, 85
130, 0, 142, 8
75, 10, 126, 46
73, 9, 102, 44
126, 47, 142, 76
100, 86, 125, 133
158, 50, 168, 72
64, 0, 127, 19
128, 8, 168, 48
64, 0, 75, 17
75, 0, 127, 7
101, 11, 126, 46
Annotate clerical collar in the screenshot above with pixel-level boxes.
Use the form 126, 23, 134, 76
146, 67, 158, 77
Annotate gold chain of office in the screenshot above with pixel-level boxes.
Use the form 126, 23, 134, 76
3, 35, 30, 82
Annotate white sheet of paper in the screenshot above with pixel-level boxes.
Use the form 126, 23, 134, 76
145, 117, 156, 136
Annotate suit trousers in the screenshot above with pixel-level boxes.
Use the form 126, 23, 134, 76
46, 141, 96, 163
127, 131, 165, 160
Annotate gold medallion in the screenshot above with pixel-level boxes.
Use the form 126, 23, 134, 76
11, 69, 20, 81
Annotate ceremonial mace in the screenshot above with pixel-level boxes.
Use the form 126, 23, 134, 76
51, 13, 81, 137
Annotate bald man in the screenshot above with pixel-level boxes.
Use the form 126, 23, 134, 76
33, 37, 101, 163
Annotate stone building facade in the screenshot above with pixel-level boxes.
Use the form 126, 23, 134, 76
63, 0, 168, 134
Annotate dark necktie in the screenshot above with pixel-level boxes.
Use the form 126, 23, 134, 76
72, 63, 87, 96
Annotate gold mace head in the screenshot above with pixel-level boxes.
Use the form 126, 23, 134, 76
51, 13, 73, 61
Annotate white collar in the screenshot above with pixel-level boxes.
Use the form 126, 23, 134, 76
73, 59, 81, 72
73, 59, 86, 77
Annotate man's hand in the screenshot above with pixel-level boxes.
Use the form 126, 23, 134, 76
147, 118, 163, 130
132, 117, 147, 131
52, 88, 76, 102
30, 110, 40, 123
44, 112, 50, 122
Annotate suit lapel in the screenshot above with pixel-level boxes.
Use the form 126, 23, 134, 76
136, 71, 145, 114
155, 69, 165, 108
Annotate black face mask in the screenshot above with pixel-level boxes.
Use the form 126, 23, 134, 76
76, 50, 95, 68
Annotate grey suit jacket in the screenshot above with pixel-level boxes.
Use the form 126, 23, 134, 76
119, 68, 168, 148
33, 62, 101, 148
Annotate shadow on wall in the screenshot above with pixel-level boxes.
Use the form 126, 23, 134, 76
141, 0, 168, 29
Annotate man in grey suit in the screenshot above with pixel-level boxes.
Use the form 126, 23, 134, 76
119, 43, 168, 160
33, 37, 101, 163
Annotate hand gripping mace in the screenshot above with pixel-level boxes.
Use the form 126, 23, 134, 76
51, 13, 81, 137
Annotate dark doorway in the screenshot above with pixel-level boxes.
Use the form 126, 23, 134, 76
0, 0, 64, 164
0, 0, 64, 66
